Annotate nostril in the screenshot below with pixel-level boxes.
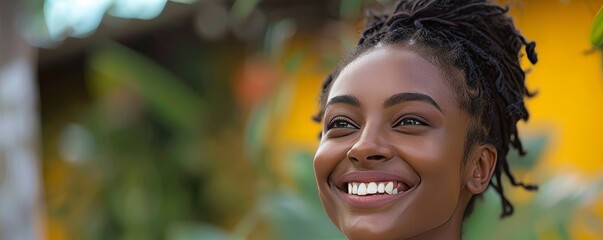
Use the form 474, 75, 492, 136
367, 155, 386, 160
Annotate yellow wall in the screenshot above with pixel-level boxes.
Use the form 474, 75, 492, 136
510, 0, 603, 176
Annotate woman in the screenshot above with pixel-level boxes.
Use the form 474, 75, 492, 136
312, 0, 538, 239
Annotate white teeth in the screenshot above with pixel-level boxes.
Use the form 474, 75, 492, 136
367, 182, 377, 194
357, 183, 367, 195
385, 182, 394, 194
346, 181, 403, 196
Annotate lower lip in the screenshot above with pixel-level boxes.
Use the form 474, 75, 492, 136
335, 187, 406, 208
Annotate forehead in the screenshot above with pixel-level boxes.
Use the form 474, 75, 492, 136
328, 46, 457, 109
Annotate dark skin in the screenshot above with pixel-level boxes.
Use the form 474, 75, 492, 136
313, 44, 498, 240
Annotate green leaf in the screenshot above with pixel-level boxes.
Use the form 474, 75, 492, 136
88, 41, 206, 131
590, 6, 603, 48
244, 102, 269, 163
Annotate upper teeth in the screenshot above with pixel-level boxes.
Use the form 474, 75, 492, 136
347, 182, 400, 195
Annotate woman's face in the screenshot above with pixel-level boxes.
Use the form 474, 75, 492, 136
314, 45, 474, 239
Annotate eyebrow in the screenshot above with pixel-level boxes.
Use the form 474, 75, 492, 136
384, 92, 444, 114
326, 95, 361, 107
325, 92, 443, 114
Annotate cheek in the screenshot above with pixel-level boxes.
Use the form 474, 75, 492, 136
313, 140, 347, 181
418, 136, 464, 181
403, 135, 464, 193
398, 130, 467, 222
401, 131, 465, 177
313, 139, 350, 227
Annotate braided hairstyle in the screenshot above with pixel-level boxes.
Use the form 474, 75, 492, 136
313, 0, 538, 218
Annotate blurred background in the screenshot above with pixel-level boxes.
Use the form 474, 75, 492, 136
0, 0, 602, 239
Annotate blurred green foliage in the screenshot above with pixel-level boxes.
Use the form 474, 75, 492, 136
465, 135, 603, 240
53, 37, 344, 239
50, 38, 253, 239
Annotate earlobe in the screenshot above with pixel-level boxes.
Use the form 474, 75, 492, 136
466, 144, 497, 194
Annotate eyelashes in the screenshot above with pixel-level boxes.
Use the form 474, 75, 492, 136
325, 115, 429, 131
326, 117, 358, 130
393, 116, 429, 127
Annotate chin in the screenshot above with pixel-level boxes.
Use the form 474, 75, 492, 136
341, 225, 403, 240
333, 210, 418, 240
340, 220, 442, 240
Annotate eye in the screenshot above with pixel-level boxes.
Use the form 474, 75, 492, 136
326, 117, 358, 130
393, 116, 428, 127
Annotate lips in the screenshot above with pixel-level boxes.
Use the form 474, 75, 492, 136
331, 170, 418, 208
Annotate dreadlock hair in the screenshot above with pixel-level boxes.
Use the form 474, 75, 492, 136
313, 0, 538, 218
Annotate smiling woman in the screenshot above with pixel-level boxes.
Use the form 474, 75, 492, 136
312, 0, 539, 239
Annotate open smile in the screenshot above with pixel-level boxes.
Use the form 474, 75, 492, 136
331, 170, 418, 208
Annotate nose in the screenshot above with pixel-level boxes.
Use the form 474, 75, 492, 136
347, 127, 394, 164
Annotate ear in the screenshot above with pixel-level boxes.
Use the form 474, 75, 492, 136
465, 144, 497, 194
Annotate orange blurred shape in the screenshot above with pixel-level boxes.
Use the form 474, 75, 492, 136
233, 56, 281, 111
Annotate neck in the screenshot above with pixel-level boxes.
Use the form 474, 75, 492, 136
405, 217, 462, 240
405, 190, 472, 240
